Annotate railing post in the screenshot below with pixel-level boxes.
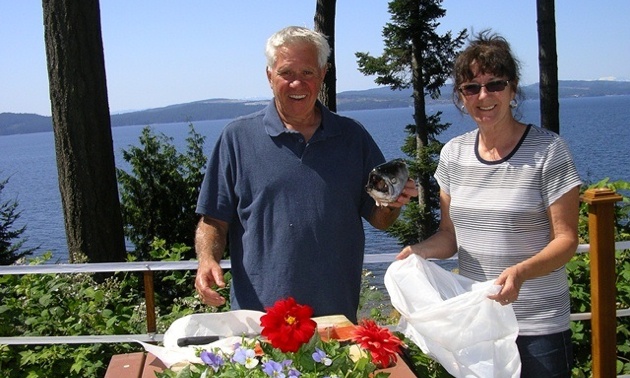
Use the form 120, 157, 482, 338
143, 269, 157, 335
581, 187, 622, 378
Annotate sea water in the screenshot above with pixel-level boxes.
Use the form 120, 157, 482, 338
1, 95, 629, 266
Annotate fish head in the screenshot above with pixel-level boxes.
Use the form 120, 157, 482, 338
365, 159, 409, 206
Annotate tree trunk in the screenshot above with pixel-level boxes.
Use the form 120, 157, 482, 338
410, 3, 431, 240
42, 0, 126, 262
537, 0, 560, 133
315, 0, 337, 112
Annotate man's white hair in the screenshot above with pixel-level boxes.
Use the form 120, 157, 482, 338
265, 26, 331, 70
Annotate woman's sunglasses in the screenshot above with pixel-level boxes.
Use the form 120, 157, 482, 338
458, 80, 510, 96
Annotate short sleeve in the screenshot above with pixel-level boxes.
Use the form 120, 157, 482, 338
541, 137, 582, 207
434, 140, 453, 195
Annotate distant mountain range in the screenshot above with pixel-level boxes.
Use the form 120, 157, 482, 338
2, 80, 630, 136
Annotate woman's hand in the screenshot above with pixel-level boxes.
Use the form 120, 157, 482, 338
489, 265, 525, 306
396, 244, 422, 260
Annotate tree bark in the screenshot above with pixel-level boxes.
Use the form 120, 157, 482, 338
315, 0, 337, 112
409, 1, 432, 240
537, 0, 560, 133
42, 0, 126, 262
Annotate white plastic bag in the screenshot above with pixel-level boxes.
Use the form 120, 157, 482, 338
136, 310, 264, 367
384, 255, 521, 378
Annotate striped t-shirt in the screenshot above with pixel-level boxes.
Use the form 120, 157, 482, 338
435, 124, 582, 335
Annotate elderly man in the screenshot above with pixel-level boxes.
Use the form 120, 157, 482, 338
194, 26, 416, 322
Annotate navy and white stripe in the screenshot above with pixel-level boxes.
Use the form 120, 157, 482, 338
436, 125, 582, 335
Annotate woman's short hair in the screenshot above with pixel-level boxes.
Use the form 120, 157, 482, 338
452, 30, 521, 93
452, 30, 523, 112
265, 26, 331, 70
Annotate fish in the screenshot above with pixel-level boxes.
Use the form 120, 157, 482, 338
365, 159, 409, 207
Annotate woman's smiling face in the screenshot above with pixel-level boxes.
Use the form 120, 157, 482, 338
460, 67, 516, 129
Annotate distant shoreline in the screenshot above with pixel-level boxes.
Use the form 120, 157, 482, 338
2, 80, 630, 136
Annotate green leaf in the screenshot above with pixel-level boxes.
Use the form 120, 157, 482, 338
39, 293, 52, 306
106, 316, 118, 328
102, 308, 114, 318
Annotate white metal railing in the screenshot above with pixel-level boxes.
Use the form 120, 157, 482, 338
1, 241, 629, 345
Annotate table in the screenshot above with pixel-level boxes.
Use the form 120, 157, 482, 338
104, 352, 165, 378
105, 351, 417, 377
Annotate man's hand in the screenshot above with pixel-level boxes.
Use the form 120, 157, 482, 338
195, 258, 227, 306
390, 178, 418, 208
194, 216, 229, 306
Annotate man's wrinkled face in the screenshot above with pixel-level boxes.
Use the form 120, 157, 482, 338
267, 42, 326, 120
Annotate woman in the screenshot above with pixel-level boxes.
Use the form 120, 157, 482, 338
397, 31, 581, 377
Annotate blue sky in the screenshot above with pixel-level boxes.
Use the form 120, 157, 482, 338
1, 1, 629, 116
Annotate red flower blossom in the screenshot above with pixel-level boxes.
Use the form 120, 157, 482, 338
352, 319, 402, 368
260, 297, 317, 353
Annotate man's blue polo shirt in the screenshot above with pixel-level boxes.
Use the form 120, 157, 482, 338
196, 100, 385, 322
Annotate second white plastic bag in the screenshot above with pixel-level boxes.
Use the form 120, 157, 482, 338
384, 255, 521, 378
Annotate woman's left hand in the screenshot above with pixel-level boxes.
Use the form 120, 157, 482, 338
489, 265, 525, 306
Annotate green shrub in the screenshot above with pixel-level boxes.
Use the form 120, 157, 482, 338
568, 249, 630, 376
0, 253, 145, 377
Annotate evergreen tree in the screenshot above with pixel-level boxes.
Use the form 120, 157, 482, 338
117, 124, 206, 260
356, 0, 466, 243
0, 177, 37, 264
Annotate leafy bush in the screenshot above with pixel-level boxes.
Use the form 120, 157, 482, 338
568, 249, 630, 376
0, 244, 220, 377
578, 178, 630, 244
0, 253, 144, 377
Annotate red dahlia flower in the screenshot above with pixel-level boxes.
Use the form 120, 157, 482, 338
352, 319, 402, 368
260, 297, 317, 353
